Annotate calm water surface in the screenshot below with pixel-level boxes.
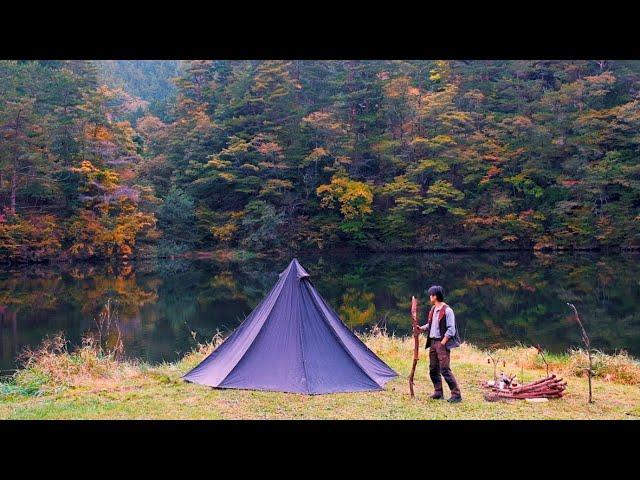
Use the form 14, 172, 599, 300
1, 252, 639, 373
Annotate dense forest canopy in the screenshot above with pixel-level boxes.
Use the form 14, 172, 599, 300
1, 60, 640, 262
95, 60, 181, 121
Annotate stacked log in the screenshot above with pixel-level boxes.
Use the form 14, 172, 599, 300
483, 374, 567, 401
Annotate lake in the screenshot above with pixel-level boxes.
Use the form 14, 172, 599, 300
1, 251, 639, 373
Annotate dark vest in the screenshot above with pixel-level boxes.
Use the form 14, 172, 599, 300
424, 303, 461, 349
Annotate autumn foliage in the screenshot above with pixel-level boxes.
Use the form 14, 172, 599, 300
2, 60, 640, 260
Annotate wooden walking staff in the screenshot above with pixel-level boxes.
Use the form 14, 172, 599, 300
409, 296, 419, 398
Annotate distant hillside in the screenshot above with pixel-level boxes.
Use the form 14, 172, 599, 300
95, 60, 182, 119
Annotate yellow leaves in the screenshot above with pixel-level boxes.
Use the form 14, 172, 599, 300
305, 147, 330, 162
418, 83, 458, 118
217, 172, 236, 182
0, 214, 63, 261
71, 160, 99, 174
373, 139, 401, 153
338, 290, 376, 327
438, 111, 473, 129
301, 111, 346, 134
220, 138, 250, 156
429, 134, 456, 147
240, 163, 260, 172
259, 179, 293, 197
302, 111, 333, 124
410, 158, 450, 176
71, 160, 120, 197
211, 223, 238, 244
206, 156, 231, 170
317, 175, 373, 220
424, 180, 464, 213
67, 203, 156, 261
409, 137, 429, 147
230, 210, 246, 220
209, 210, 245, 245
502, 235, 519, 242
379, 175, 420, 197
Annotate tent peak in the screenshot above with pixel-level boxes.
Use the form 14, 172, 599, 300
280, 258, 310, 279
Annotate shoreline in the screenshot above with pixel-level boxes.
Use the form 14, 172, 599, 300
2, 245, 640, 267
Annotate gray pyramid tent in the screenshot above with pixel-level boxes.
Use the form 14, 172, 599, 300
183, 259, 397, 394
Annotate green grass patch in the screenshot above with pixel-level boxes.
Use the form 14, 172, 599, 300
1, 333, 639, 420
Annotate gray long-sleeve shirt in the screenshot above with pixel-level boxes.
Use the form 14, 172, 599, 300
421, 305, 456, 339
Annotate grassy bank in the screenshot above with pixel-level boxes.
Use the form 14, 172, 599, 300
1, 333, 638, 420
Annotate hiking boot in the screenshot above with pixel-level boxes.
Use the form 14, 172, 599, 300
429, 393, 444, 400
447, 396, 462, 403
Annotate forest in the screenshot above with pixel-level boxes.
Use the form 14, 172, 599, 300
1, 60, 640, 262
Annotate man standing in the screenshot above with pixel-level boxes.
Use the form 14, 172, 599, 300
414, 285, 462, 403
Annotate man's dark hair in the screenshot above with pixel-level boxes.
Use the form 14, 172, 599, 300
428, 285, 445, 302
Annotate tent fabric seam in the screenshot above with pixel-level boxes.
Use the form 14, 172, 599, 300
186, 273, 287, 386
295, 275, 310, 394
218, 276, 286, 387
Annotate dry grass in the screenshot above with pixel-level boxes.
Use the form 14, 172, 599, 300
331, 331, 640, 386
8, 333, 140, 396
178, 330, 225, 372
564, 348, 640, 385
1, 331, 638, 419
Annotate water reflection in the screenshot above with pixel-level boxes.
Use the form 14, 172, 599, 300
1, 252, 639, 372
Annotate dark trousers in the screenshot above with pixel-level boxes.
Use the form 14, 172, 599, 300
429, 340, 461, 398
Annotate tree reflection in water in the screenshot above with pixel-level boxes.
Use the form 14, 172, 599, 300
1, 251, 639, 371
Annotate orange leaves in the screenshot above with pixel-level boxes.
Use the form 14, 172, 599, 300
482, 153, 503, 163
301, 111, 346, 135
464, 215, 499, 227
68, 209, 156, 261
85, 124, 113, 143
71, 160, 100, 175
583, 71, 616, 97
560, 179, 582, 187
255, 140, 283, 157
0, 214, 63, 262
119, 168, 136, 182
304, 147, 330, 164
384, 76, 414, 99
480, 165, 503, 184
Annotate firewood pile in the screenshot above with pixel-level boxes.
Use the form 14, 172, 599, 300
483, 373, 567, 401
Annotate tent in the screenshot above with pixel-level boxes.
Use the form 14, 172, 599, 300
183, 258, 398, 394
